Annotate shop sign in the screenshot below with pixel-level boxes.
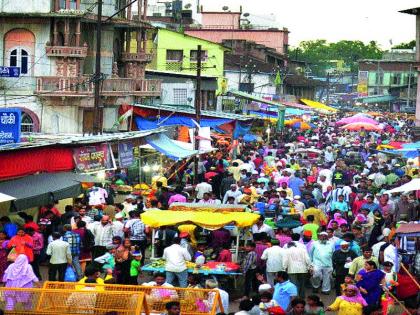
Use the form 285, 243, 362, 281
0, 108, 21, 145
0, 66, 20, 78
73, 144, 116, 173
118, 142, 134, 168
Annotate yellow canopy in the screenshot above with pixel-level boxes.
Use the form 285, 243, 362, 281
300, 99, 338, 112
141, 210, 260, 229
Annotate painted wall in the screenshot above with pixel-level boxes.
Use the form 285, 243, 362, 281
149, 28, 225, 78
160, 81, 195, 105
185, 29, 287, 54
201, 12, 241, 29
224, 70, 276, 95
0, 0, 51, 13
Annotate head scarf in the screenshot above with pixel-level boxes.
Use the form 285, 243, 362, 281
3, 254, 37, 283
339, 285, 367, 306
327, 212, 347, 228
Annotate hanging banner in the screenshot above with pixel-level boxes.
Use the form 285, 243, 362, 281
0, 108, 21, 145
118, 142, 134, 168
73, 144, 116, 173
357, 71, 368, 96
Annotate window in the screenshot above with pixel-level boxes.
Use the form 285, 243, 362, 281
9, 48, 29, 75
392, 73, 401, 85
375, 73, 383, 85
190, 50, 208, 62
21, 113, 34, 132
173, 88, 188, 105
166, 50, 183, 62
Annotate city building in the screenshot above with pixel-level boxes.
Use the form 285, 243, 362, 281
144, 27, 227, 109
358, 50, 417, 112
184, 8, 289, 55
400, 7, 420, 129
0, 0, 161, 134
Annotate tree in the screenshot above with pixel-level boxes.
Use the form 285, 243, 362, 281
392, 40, 416, 49
289, 40, 383, 76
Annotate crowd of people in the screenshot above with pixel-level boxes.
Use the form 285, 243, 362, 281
0, 112, 419, 315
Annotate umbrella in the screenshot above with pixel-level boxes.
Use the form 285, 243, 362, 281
336, 116, 378, 125
340, 122, 382, 132
384, 178, 420, 194
388, 141, 405, 149
284, 119, 301, 126
402, 142, 420, 150
291, 122, 312, 130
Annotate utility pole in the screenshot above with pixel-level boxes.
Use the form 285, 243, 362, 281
326, 72, 330, 106
93, 0, 103, 135
194, 45, 202, 185
407, 63, 413, 108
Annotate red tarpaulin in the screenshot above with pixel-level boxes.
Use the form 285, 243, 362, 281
0, 148, 74, 179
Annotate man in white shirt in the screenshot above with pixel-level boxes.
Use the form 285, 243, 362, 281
283, 238, 312, 298
204, 279, 229, 314
90, 215, 115, 259
112, 212, 125, 239
46, 232, 72, 281
195, 180, 212, 200
222, 184, 242, 204
162, 237, 191, 288
251, 216, 275, 239
261, 239, 285, 286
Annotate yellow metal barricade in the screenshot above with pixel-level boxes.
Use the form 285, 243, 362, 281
0, 287, 148, 315
44, 282, 224, 315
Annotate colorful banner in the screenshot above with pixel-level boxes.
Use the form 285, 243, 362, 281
0, 108, 21, 145
73, 144, 115, 173
118, 142, 134, 168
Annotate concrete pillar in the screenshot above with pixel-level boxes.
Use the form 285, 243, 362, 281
127, 1, 132, 20
143, 0, 148, 20
125, 30, 131, 53
136, 31, 141, 53
137, 0, 142, 21
75, 20, 81, 46
416, 15, 420, 127
64, 19, 70, 46
53, 20, 58, 46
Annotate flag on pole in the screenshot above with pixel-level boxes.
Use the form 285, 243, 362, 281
112, 108, 133, 129
274, 71, 282, 87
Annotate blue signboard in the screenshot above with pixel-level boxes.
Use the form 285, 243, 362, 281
0, 108, 21, 145
0, 66, 20, 78
118, 142, 134, 168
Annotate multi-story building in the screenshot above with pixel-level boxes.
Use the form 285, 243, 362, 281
358, 50, 418, 112
0, 0, 161, 134
143, 27, 227, 109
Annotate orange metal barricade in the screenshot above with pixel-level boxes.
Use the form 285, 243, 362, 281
0, 287, 148, 315
43, 282, 224, 315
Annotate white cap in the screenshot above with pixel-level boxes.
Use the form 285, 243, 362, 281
340, 241, 349, 246
319, 232, 328, 236
382, 228, 391, 237
258, 283, 272, 293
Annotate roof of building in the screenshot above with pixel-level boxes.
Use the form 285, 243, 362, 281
0, 128, 166, 152
132, 103, 256, 121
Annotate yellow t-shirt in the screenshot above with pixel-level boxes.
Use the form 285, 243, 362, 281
328, 297, 363, 315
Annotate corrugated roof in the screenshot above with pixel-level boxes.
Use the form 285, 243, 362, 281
0, 128, 166, 152
227, 90, 286, 110
133, 103, 256, 121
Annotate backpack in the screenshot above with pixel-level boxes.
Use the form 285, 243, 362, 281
83, 229, 95, 250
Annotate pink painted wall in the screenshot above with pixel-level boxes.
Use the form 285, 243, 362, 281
185, 29, 287, 54
201, 12, 241, 29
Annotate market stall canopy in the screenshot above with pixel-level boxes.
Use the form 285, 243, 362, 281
300, 99, 338, 113
340, 122, 382, 132
141, 210, 260, 229
336, 115, 379, 125
0, 172, 97, 211
396, 223, 420, 237
0, 193, 15, 203
385, 178, 420, 194
227, 90, 285, 110
145, 133, 198, 161
169, 203, 247, 212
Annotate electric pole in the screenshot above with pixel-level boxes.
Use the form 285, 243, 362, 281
194, 45, 202, 184
93, 0, 102, 135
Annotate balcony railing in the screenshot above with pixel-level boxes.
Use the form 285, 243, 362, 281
35, 76, 161, 97
121, 52, 153, 63
46, 46, 88, 58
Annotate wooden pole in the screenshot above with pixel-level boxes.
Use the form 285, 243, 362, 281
382, 286, 412, 315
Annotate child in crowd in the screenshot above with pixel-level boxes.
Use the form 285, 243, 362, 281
340, 274, 355, 294
305, 295, 325, 315
129, 251, 142, 285
258, 292, 278, 315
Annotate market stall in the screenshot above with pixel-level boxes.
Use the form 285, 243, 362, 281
169, 203, 247, 212
141, 210, 260, 262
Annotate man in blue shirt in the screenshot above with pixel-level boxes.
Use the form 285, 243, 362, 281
0, 216, 17, 239
288, 172, 305, 197
360, 195, 380, 212
273, 271, 298, 311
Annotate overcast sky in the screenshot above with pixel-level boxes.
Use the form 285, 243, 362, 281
197, 0, 418, 49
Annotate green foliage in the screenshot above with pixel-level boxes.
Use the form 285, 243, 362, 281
392, 40, 416, 49
289, 40, 383, 76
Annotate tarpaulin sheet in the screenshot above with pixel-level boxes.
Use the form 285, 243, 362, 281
136, 116, 232, 130
145, 133, 198, 161
233, 121, 252, 139
300, 99, 338, 112
141, 210, 260, 229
